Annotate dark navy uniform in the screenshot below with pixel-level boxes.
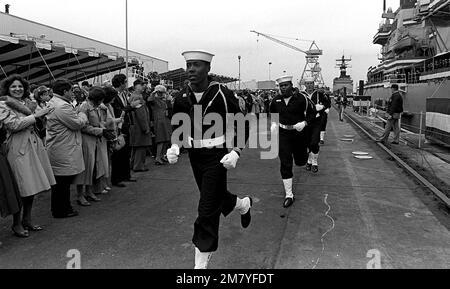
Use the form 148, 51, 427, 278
307, 90, 331, 154
270, 91, 316, 180
172, 78, 246, 253
319, 92, 332, 135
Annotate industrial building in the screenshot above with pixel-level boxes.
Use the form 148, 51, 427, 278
0, 11, 168, 85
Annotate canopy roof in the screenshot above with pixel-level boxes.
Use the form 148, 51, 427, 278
0, 34, 133, 85
160, 68, 238, 89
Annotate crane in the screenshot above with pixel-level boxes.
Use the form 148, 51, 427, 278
250, 30, 325, 87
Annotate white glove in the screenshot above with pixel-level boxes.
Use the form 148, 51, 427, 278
220, 151, 240, 170
270, 122, 278, 134
315, 104, 325, 112
166, 144, 180, 165
325, 108, 330, 114
293, 121, 307, 132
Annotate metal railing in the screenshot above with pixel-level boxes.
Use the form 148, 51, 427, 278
355, 103, 450, 149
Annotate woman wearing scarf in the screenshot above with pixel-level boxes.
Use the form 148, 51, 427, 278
0, 75, 55, 237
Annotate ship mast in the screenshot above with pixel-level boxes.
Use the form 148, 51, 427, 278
336, 55, 352, 78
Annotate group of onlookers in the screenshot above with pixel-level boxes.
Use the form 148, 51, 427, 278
0, 73, 173, 240
236, 90, 276, 115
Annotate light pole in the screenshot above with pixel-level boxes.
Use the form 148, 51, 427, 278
269, 62, 272, 81
125, 0, 129, 84
238, 56, 241, 91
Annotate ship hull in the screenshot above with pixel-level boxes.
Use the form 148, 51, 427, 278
364, 79, 450, 145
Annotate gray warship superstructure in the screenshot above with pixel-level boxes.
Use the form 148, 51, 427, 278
333, 55, 354, 96
365, 0, 450, 145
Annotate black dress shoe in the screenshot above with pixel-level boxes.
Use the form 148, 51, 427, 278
53, 211, 79, 219
12, 227, 29, 238
124, 178, 137, 183
112, 182, 126, 188
312, 165, 319, 173
283, 198, 295, 208
391, 141, 399, 145
306, 164, 312, 171
320, 140, 325, 145
22, 223, 44, 232
241, 197, 253, 229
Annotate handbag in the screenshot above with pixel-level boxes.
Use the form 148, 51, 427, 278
112, 134, 126, 151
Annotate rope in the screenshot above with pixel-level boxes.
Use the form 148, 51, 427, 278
26, 44, 33, 81
0, 64, 7, 77
36, 44, 55, 81
74, 53, 88, 81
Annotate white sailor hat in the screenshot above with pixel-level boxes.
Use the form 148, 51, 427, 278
303, 76, 315, 83
276, 75, 293, 85
182, 50, 215, 63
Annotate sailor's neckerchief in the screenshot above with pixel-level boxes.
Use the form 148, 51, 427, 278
186, 80, 228, 118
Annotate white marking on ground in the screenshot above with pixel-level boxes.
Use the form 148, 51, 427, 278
312, 194, 336, 269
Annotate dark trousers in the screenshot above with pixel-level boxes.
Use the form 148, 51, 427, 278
321, 113, 328, 132
189, 148, 237, 253
338, 105, 346, 121
279, 129, 308, 179
131, 147, 147, 171
380, 118, 400, 143
51, 175, 75, 217
306, 118, 322, 154
111, 144, 132, 184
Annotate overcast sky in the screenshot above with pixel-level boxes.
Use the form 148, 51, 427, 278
7, 0, 400, 87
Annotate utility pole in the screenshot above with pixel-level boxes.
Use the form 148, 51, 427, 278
238, 56, 241, 91
269, 62, 272, 81
125, 0, 129, 85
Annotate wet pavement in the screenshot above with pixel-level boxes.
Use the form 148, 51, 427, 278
1, 110, 449, 269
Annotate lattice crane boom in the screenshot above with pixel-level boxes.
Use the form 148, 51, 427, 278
250, 30, 325, 88
250, 30, 308, 54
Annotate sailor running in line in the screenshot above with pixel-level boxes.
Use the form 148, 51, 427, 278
270, 76, 316, 208
167, 50, 252, 269
304, 89, 331, 173
319, 91, 332, 145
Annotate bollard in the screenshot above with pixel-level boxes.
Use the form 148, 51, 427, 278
419, 111, 423, 149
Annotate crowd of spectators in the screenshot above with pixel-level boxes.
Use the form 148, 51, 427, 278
0, 73, 175, 240
0, 72, 284, 242
236, 89, 277, 116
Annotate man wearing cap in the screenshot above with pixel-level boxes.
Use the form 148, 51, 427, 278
166, 50, 252, 269
376, 84, 403, 145
305, 89, 331, 173
270, 76, 316, 208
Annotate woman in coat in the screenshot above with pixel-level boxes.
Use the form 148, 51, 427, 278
0, 75, 55, 236
148, 85, 172, 165
0, 120, 24, 237
74, 87, 110, 205
129, 93, 152, 171
101, 86, 124, 194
